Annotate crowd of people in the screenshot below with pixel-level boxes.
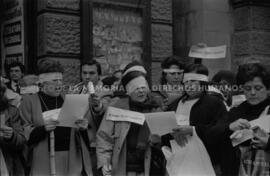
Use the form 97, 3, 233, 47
0, 56, 269, 176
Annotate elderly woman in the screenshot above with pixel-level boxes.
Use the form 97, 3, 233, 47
96, 61, 165, 176
19, 59, 93, 176
0, 83, 26, 176
163, 63, 228, 175
210, 62, 270, 176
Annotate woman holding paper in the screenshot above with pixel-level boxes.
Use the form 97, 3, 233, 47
0, 83, 26, 175
96, 61, 165, 176
209, 62, 270, 176
164, 63, 228, 175
19, 59, 93, 176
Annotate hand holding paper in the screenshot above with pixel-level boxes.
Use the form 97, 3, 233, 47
189, 44, 226, 59
251, 127, 270, 149
44, 119, 59, 132
75, 119, 89, 130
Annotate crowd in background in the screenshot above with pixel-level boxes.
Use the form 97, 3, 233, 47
0, 56, 269, 176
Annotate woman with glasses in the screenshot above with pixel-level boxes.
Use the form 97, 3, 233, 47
209, 62, 270, 176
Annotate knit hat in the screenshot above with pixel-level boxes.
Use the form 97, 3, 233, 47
122, 60, 147, 77
121, 61, 148, 94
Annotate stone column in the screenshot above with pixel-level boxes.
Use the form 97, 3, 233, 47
151, 0, 173, 85
37, 0, 81, 85
173, 0, 232, 77
231, 0, 270, 70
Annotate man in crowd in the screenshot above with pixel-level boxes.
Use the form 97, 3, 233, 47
5, 62, 25, 94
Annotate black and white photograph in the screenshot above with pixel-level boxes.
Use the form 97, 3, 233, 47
0, 0, 270, 175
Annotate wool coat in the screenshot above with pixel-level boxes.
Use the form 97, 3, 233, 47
96, 98, 162, 176
19, 94, 93, 176
1, 105, 26, 176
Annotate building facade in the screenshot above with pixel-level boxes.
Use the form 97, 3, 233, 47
1, 0, 270, 85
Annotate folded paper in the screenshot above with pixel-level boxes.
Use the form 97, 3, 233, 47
230, 129, 253, 147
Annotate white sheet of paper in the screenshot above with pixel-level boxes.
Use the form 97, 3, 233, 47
249, 115, 270, 132
58, 94, 89, 128
230, 129, 253, 147
145, 111, 177, 135
189, 45, 226, 59
175, 114, 189, 126
42, 109, 61, 122
106, 106, 145, 125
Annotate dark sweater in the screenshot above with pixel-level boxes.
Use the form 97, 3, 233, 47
209, 97, 270, 176
165, 92, 228, 164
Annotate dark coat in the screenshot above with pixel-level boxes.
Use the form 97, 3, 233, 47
96, 97, 164, 176
208, 98, 270, 176
1, 105, 26, 176
166, 92, 228, 165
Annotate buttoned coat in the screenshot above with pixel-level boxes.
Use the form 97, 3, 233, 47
96, 98, 161, 176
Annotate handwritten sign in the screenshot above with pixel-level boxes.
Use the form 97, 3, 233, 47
145, 111, 177, 135
106, 106, 145, 125
189, 45, 226, 59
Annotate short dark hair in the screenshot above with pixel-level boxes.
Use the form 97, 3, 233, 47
212, 70, 236, 85
5, 62, 25, 78
236, 63, 270, 89
184, 63, 208, 76
37, 59, 64, 74
161, 56, 185, 70
160, 56, 185, 84
80, 60, 102, 75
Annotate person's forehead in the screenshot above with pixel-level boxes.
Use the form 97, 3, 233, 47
82, 65, 97, 72
244, 77, 264, 86
10, 66, 22, 71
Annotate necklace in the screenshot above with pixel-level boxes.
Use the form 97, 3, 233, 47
38, 92, 58, 111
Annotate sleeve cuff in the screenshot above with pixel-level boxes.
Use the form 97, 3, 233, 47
28, 126, 47, 145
